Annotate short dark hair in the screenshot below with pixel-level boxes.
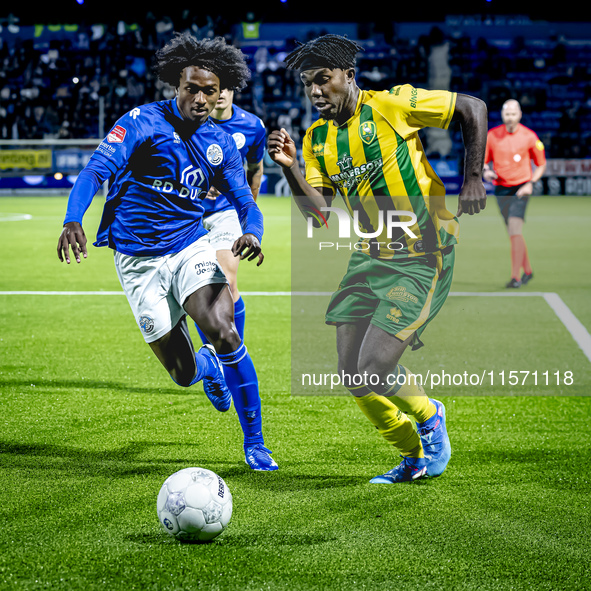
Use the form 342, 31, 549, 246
154, 32, 251, 91
284, 34, 364, 71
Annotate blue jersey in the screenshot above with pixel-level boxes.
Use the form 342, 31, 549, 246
203, 104, 266, 216
64, 99, 263, 256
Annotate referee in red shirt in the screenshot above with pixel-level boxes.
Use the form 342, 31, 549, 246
484, 99, 547, 288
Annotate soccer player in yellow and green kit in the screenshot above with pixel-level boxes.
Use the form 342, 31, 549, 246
268, 35, 488, 483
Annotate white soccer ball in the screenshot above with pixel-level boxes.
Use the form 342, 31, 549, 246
157, 467, 233, 542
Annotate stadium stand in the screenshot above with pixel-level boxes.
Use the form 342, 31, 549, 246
0, 13, 590, 191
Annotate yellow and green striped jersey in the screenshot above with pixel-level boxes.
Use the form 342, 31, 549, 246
302, 84, 459, 259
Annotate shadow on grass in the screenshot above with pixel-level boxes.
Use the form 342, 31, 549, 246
0, 440, 369, 489
220, 531, 337, 547
226, 469, 365, 492
0, 378, 185, 396
0, 440, 229, 478
126, 530, 336, 547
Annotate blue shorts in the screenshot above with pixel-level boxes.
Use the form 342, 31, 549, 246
495, 184, 529, 224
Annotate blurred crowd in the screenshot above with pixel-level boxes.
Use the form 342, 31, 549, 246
1, 12, 591, 159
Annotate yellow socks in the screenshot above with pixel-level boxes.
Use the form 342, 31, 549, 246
354, 394, 423, 458
348, 364, 437, 458
382, 364, 436, 424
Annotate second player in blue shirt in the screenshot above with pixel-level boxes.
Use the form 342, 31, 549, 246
195, 89, 266, 353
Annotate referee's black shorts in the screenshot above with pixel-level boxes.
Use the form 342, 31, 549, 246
495, 183, 529, 224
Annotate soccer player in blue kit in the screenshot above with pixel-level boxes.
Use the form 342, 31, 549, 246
195, 87, 266, 345
56, 33, 278, 471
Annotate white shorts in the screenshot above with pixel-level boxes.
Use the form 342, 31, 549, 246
202, 208, 242, 251
114, 237, 227, 343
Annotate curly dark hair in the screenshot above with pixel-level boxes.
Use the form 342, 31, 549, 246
154, 32, 251, 91
284, 34, 364, 71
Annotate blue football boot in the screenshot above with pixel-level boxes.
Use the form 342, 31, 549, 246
369, 455, 428, 483
416, 398, 451, 477
245, 444, 279, 471
199, 344, 232, 412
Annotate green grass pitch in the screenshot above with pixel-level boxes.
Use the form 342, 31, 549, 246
0, 194, 590, 590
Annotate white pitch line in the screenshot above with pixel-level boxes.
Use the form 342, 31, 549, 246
542, 293, 591, 363
0, 291, 125, 295
449, 291, 547, 297
1, 290, 590, 363
0, 213, 33, 222
0, 290, 294, 296
450, 291, 591, 362
0, 290, 551, 296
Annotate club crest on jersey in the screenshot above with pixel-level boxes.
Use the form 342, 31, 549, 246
107, 126, 127, 143
359, 121, 377, 145
207, 144, 223, 165
232, 132, 246, 150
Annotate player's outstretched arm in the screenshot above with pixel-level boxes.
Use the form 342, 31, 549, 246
57, 221, 88, 264
57, 152, 116, 264
267, 127, 298, 170
267, 128, 331, 216
452, 94, 488, 216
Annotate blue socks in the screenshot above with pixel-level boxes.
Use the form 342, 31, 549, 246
217, 341, 264, 449
195, 348, 216, 381
192, 298, 261, 448
170, 348, 216, 387
170, 341, 264, 450
233, 296, 246, 342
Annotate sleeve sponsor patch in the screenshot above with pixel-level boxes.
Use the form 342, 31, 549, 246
107, 125, 127, 143
536, 140, 545, 151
